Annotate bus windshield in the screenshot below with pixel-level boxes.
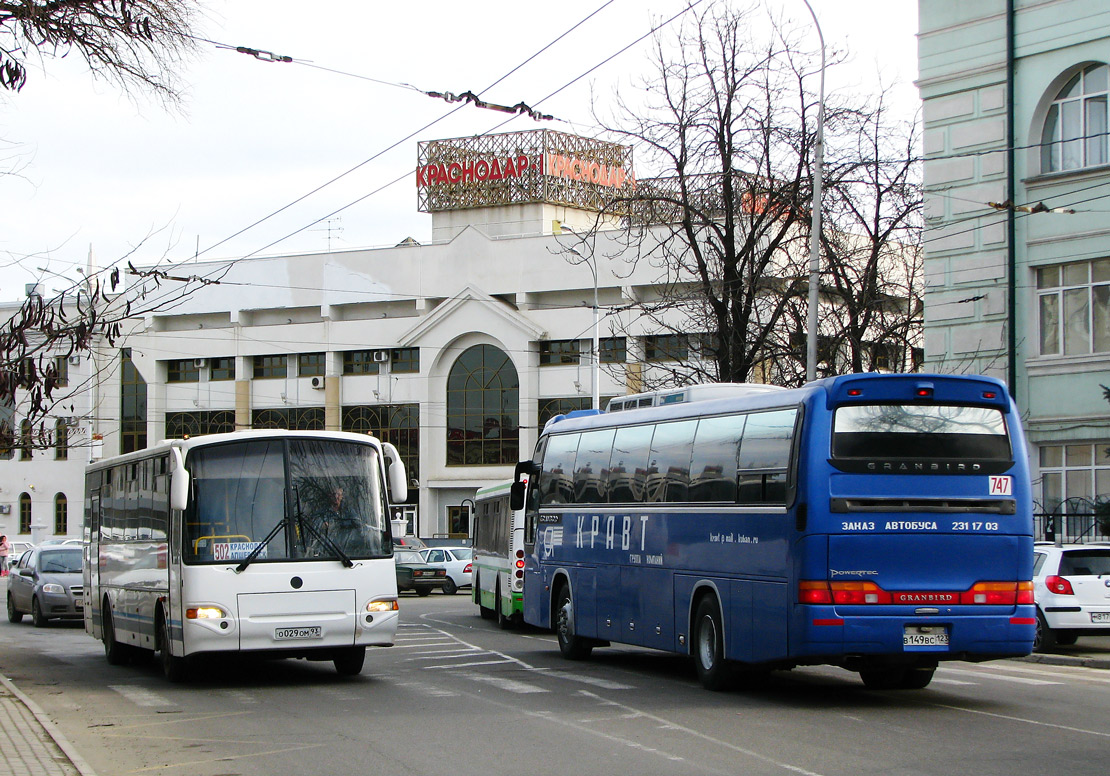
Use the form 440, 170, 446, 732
831, 404, 1011, 464
184, 437, 390, 564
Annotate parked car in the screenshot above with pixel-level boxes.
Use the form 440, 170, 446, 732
392, 535, 428, 550
1032, 542, 1110, 651
419, 547, 473, 595
6, 541, 34, 570
6, 546, 84, 627
394, 549, 448, 596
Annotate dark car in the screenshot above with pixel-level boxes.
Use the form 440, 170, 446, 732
7, 546, 84, 627
394, 549, 448, 596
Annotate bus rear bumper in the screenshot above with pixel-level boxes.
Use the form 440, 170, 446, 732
793, 606, 1036, 662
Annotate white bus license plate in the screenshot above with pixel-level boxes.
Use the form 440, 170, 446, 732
275, 626, 323, 641
1092, 612, 1110, 623
903, 627, 948, 647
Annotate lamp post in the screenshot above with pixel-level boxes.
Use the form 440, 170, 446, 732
802, 0, 826, 383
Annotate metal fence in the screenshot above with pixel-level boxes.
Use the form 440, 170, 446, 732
1033, 513, 1110, 544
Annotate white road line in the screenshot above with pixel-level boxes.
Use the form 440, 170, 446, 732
458, 671, 549, 694
394, 681, 460, 697
930, 678, 978, 686
933, 703, 1110, 739
423, 659, 516, 669
405, 650, 490, 661
109, 684, 176, 708
529, 668, 635, 690
937, 667, 1061, 686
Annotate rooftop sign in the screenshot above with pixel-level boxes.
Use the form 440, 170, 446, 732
416, 130, 635, 213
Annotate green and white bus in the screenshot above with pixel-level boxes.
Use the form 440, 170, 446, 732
471, 479, 526, 628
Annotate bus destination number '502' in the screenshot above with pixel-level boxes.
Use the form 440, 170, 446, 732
952, 521, 1000, 531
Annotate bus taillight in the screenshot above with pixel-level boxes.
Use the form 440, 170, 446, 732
799, 580, 833, 604
830, 581, 891, 605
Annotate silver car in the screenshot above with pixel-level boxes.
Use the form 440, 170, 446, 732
6, 546, 84, 627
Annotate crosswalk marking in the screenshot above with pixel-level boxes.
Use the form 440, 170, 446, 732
938, 667, 1061, 686
457, 671, 549, 694
108, 684, 175, 707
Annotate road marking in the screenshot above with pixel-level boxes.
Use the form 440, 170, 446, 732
933, 703, 1110, 739
423, 659, 516, 669
930, 677, 978, 686
937, 667, 1061, 686
108, 684, 176, 708
394, 680, 460, 697
530, 668, 635, 690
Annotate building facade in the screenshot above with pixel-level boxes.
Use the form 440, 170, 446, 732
919, 1, 1110, 528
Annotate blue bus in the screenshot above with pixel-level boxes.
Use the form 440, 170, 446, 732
510, 373, 1035, 690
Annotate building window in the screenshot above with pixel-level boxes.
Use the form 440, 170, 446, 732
209, 357, 235, 381
1042, 63, 1109, 173
55, 419, 68, 461
298, 352, 325, 377
600, 337, 626, 364
343, 351, 380, 375
644, 333, 689, 361
167, 359, 200, 383
253, 354, 288, 379
166, 410, 236, 439
1037, 258, 1110, 355
52, 356, 69, 388
120, 348, 147, 454
0, 420, 12, 460
446, 344, 519, 466
54, 493, 67, 535
539, 340, 581, 365
343, 404, 419, 485
251, 407, 324, 430
19, 419, 32, 460
538, 397, 592, 429
1039, 443, 1110, 514
390, 348, 420, 373
18, 492, 31, 534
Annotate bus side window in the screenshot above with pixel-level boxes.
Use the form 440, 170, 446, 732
606, 424, 654, 504
574, 429, 615, 504
737, 409, 798, 504
689, 414, 746, 502
645, 419, 698, 503
540, 433, 580, 506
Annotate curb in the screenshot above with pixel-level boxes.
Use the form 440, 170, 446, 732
0, 673, 99, 776
1018, 653, 1110, 670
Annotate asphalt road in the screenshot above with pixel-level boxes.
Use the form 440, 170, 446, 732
2, 591, 1108, 776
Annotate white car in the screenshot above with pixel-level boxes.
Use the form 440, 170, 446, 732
419, 547, 473, 595
1032, 543, 1110, 651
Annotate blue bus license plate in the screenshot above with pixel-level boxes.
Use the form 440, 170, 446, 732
903, 626, 948, 647
275, 626, 323, 640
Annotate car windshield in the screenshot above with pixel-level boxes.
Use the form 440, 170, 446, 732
183, 437, 390, 564
395, 550, 423, 564
1060, 549, 1110, 576
40, 549, 82, 574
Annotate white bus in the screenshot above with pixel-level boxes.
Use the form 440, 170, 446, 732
84, 430, 408, 681
470, 479, 525, 628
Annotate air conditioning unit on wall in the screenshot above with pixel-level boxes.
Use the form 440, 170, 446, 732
193, 358, 208, 368
310, 376, 326, 389
373, 350, 390, 363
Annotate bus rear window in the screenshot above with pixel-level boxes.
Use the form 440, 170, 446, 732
831, 404, 1011, 473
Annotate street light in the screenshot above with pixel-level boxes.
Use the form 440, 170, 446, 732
558, 226, 600, 411
802, 0, 826, 383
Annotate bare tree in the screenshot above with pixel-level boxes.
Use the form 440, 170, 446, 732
0, 0, 198, 100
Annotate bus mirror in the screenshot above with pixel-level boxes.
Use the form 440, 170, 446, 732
382, 442, 408, 504
510, 481, 526, 511
170, 448, 189, 512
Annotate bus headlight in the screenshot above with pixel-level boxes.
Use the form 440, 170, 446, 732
366, 599, 399, 613
186, 606, 227, 619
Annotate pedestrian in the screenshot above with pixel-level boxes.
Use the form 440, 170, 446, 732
0, 535, 10, 577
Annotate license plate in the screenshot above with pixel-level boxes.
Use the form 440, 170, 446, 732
1092, 612, 1110, 623
274, 626, 322, 641
903, 626, 949, 647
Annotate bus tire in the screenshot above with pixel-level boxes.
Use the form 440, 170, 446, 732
477, 574, 496, 620
158, 613, 188, 683
859, 667, 906, 689
555, 582, 592, 660
898, 667, 935, 689
333, 646, 366, 676
102, 603, 130, 666
31, 597, 48, 628
1034, 609, 1057, 652
693, 596, 731, 691
6, 593, 22, 624
442, 577, 458, 595
496, 578, 513, 630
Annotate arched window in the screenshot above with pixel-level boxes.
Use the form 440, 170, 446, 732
446, 345, 519, 466
1042, 63, 1109, 173
18, 492, 31, 534
54, 493, 68, 535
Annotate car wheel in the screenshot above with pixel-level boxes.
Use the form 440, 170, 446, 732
442, 577, 458, 595
102, 602, 130, 666
158, 613, 188, 682
693, 596, 731, 691
416, 587, 432, 597
6, 593, 23, 624
333, 646, 366, 676
1034, 608, 1057, 652
31, 597, 49, 628
1055, 632, 1078, 646
555, 582, 592, 660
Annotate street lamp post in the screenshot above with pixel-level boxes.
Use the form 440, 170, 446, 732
802, 0, 826, 384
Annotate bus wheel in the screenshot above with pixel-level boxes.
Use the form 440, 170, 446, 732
496, 578, 513, 630
6, 593, 22, 624
158, 614, 188, 683
334, 646, 366, 676
442, 577, 458, 595
693, 596, 731, 691
859, 667, 906, 689
899, 667, 935, 689
477, 574, 496, 620
555, 583, 592, 660
102, 603, 129, 666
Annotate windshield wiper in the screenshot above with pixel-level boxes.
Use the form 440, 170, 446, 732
293, 487, 354, 568
234, 516, 288, 573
